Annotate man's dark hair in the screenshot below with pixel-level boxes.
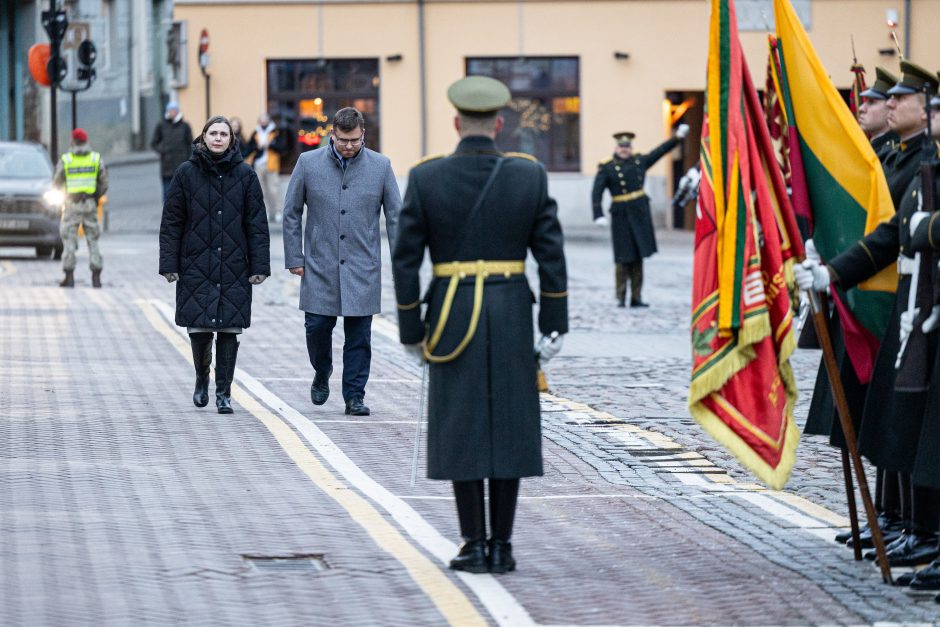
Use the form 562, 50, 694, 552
333, 107, 365, 132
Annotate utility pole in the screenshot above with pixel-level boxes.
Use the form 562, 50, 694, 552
41, 0, 68, 159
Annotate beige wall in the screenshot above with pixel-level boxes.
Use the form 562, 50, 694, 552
174, 0, 940, 179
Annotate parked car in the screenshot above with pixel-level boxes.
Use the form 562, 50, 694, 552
0, 141, 64, 259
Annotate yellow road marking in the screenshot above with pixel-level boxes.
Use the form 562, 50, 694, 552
135, 299, 486, 627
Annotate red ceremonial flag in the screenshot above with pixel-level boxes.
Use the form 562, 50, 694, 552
689, 0, 803, 489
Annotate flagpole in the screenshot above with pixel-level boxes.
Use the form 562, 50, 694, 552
806, 287, 892, 583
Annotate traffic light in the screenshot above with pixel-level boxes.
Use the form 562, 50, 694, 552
76, 40, 96, 83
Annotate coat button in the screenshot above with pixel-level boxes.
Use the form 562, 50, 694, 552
217, 283, 221, 287
211, 318, 215, 323
340, 259, 345, 264
217, 247, 221, 251
341, 210, 346, 215
217, 211, 221, 215
342, 185, 348, 190
340, 234, 345, 240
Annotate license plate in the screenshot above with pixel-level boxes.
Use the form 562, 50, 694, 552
0, 219, 29, 231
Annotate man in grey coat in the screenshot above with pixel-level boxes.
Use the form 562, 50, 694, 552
283, 107, 401, 416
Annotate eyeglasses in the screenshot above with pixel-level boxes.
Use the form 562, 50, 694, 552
333, 133, 364, 147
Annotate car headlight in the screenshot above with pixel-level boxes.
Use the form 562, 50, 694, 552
42, 189, 65, 211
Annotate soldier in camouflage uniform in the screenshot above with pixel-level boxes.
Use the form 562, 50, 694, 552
54, 128, 108, 288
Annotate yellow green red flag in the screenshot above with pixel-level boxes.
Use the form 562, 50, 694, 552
690, 0, 803, 489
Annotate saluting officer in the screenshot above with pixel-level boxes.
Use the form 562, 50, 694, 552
54, 128, 108, 288
796, 61, 940, 569
591, 125, 688, 308
392, 76, 567, 574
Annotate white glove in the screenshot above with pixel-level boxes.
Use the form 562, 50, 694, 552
248, 274, 267, 285
403, 343, 425, 366
923, 305, 940, 334
793, 259, 831, 291
676, 123, 690, 139
910, 211, 930, 237
536, 333, 564, 363
162, 272, 179, 283
900, 307, 920, 346
594, 216, 609, 227
804, 239, 821, 264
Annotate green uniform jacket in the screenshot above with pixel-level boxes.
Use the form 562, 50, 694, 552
591, 137, 679, 264
392, 135, 568, 481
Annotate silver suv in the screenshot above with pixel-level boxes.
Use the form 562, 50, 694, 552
0, 141, 64, 259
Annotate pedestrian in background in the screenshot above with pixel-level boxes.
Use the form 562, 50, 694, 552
246, 112, 287, 222
54, 127, 108, 288
393, 76, 567, 574
151, 101, 193, 202
159, 115, 270, 414
591, 124, 688, 308
283, 106, 401, 417
230, 116, 248, 157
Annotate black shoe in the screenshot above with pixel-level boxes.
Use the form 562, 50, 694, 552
310, 367, 332, 406
345, 396, 370, 416
883, 532, 940, 567
449, 539, 488, 574
215, 334, 239, 414
488, 539, 516, 574
616, 299, 626, 308
864, 529, 911, 560
911, 559, 940, 590
630, 300, 649, 308
190, 333, 213, 408
59, 270, 74, 288
895, 570, 917, 587
91, 268, 102, 288
847, 516, 905, 549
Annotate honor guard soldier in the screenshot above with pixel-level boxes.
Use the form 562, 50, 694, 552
392, 76, 568, 574
796, 61, 940, 569
592, 125, 688, 308
54, 128, 108, 288
859, 66, 900, 160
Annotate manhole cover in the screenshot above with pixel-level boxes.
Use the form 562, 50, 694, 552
243, 554, 330, 572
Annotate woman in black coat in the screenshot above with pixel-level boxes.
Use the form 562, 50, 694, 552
159, 115, 270, 413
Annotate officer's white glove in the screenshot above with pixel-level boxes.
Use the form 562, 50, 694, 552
248, 274, 267, 285
536, 333, 564, 363
162, 273, 179, 283
594, 216, 609, 227
804, 238, 821, 264
910, 211, 930, 237
793, 259, 831, 291
676, 123, 690, 139
403, 343, 425, 366
900, 307, 920, 345
922, 305, 940, 334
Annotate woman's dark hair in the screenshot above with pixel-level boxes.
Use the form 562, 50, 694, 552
198, 115, 234, 150
333, 107, 365, 132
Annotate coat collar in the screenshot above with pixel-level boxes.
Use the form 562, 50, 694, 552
454, 135, 501, 156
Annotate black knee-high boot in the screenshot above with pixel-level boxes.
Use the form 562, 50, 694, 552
450, 480, 487, 573
190, 332, 213, 407
489, 478, 519, 573
215, 332, 239, 414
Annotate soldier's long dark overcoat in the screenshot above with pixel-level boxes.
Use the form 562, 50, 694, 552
392, 136, 568, 481
804, 133, 922, 447
591, 137, 678, 264
826, 142, 937, 471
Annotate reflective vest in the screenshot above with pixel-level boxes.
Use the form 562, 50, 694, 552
62, 151, 100, 195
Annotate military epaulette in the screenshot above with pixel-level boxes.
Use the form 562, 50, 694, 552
504, 151, 538, 163
412, 153, 446, 168
597, 157, 613, 167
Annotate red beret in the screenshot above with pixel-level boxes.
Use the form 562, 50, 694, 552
71, 128, 88, 143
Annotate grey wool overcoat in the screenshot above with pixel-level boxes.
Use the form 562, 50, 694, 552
282, 143, 401, 316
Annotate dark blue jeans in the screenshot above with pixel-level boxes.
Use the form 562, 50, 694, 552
304, 313, 372, 402
162, 177, 173, 203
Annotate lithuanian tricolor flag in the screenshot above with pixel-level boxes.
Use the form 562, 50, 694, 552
690, 0, 802, 489
771, 0, 896, 382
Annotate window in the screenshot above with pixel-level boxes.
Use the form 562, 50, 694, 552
466, 57, 580, 172
266, 58, 380, 173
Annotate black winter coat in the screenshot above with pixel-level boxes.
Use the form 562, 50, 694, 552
159, 143, 270, 329
151, 118, 194, 178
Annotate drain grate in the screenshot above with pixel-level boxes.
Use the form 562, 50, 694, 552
243, 554, 330, 572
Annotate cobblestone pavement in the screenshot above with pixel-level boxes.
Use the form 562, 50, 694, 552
1, 229, 938, 625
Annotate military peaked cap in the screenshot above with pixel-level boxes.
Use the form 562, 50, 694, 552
447, 76, 511, 114
613, 131, 636, 145
888, 60, 939, 96
860, 66, 898, 99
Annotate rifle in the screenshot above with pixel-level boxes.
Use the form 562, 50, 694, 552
894, 86, 937, 392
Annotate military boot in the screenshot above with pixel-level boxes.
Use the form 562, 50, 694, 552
190, 333, 213, 408
91, 269, 102, 288
214, 333, 239, 414
59, 270, 74, 288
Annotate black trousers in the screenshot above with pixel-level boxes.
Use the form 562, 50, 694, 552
615, 262, 643, 303
453, 479, 520, 542
304, 313, 372, 402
